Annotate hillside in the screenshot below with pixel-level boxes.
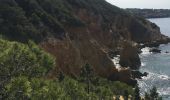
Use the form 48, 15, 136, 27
0, 0, 169, 85
126, 8, 170, 18
0, 0, 167, 99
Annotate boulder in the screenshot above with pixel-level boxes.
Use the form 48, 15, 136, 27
165, 51, 169, 53
119, 42, 141, 70
109, 68, 137, 86
149, 48, 161, 53
131, 70, 148, 79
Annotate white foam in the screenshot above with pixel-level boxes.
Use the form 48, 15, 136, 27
141, 47, 151, 55
159, 75, 169, 80
112, 55, 121, 69
140, 71, 154, 80
138, 69, 170, 96
141, 62, 146, 67
140, 71, 170, 80
158, 87, 170, 96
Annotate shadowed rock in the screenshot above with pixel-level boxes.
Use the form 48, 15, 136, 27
119, 42, 141, 70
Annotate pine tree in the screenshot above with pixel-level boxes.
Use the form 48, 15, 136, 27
115, 95, 120, 100
134, 84, 141, 100
58, 71, 65, 82
144, 92, 150, 100
80, 63, 94, 94
123, 90, 129, 100
150, 86, 159, 99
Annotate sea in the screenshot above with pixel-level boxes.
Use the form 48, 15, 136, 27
138, 17, 170, 100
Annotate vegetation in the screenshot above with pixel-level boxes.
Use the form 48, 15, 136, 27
144, 86, 162, 100
0, 0, 163, 99
0, 41, 161, 99
0, 39, 55, 80
0, 39, 134, 99
0, 0, 128, 43
0, 0, 84, 42
134, 84, 141, 100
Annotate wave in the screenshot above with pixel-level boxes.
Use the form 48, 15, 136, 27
138, 70, 170, 96
141, 62, 146, 67
112, 55, 121, 69
141, 47, 151, 55
139, 70, 170, 80
158, 87, 170, 96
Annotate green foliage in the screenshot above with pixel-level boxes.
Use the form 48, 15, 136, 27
61, 77, 89, 100
0, 0, 85, 42
3, 69, 135, 100
134, 84, 141, 100
0, 39, 161, 100
0, 39, 55, 83
0, 0, 128, 42
4, 76, 32, 100
58, 71, 65, 82
0, 0, 39, 42
30, 78, 66, 99
150, 86, 159, 99
80, 63, 94, 94
111, 81, 134, 95
123, 90, 129, 100
3, 77, 66, 100
0, 39, 135, 99
145, 86, 162, 100
145, 92, 150, 100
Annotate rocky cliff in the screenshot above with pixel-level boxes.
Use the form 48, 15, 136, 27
0, 0, 167, 84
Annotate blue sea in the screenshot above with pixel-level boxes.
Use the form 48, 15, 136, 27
138, 17, 170, 100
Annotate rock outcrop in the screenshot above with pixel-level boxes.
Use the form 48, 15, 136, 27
131, 71, 148, 79
119, 42, 141, 69
149, 48, 161, 53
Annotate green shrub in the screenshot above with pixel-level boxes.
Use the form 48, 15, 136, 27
3, 77, 66, 100
0, 39, 55, 82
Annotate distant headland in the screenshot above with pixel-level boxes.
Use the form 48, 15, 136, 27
125, 8, 170, 18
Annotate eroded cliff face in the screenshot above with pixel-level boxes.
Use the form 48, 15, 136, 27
40, 1, 164, 80
40, 7, 162, 81
119, 42, 141, 69
0, 0, 166, 83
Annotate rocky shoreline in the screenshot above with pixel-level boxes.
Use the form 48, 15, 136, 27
110, 36, 170, 86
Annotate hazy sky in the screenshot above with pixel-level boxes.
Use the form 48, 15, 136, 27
106, 0, 170, 9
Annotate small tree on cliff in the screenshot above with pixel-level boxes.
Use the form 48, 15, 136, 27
145, 86, 162, 100
144, 92, 150, 100
134, 84, 141, 100
123, 90, 129, 100
150, 86, 159, 99
58, 71, 65, 82
80, 63, 94, 94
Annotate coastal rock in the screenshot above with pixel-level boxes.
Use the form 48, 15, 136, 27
119, 42, 141, 70
131, 70, 148, 79
141, 35, 170, 48
165, 51, 169, 53
149, 48, 161, 53
109, 68, 137, 86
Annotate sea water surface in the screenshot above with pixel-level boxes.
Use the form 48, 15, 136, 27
138, 17, 170, 100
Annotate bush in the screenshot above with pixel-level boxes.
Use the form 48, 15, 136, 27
3, 77, 66, 100
0, 39, 55, 83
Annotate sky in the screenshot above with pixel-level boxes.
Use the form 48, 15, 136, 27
106, 0, 170, 9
